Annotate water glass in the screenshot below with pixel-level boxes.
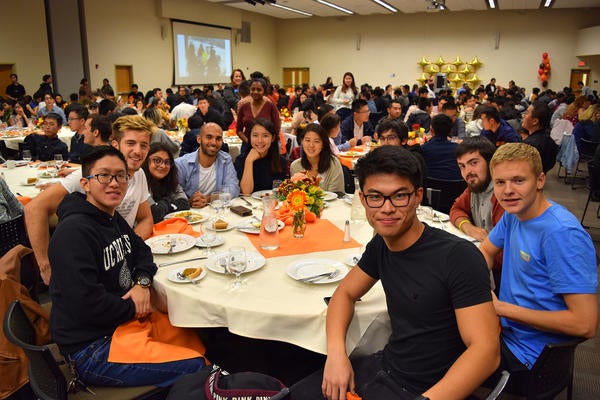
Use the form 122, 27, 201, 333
211, 192, 224, 215
200, 223, 217, 255
22, 150, 32, 162
228, 246, 247, 289
219, 192, 232, 209
272, 179, 283, 196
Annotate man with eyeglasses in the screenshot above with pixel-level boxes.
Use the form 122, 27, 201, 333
296, 146, 499, 400
338, 99, 374, 151
23, 112, 68, 161
25, 115, 154, 285
175, 122, 239, 208
48, 146, 206, 388
66, 104, 92, 164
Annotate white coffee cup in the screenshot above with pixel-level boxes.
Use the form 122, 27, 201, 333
6, 160, 16, 169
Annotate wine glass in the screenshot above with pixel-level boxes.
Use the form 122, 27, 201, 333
22, 149, 32, 163
219, 192, 232, 209
228, 246, 247, 289
200, 223, 217, 255
211, 192, 225, 217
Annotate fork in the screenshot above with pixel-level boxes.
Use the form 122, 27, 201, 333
176, 271, 199, 284
299, 270, 339, 283
167, 237, 176, 254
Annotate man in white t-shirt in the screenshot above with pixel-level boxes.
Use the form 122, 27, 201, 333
24, 115, 154, 285
175, 122, 239, 208
169, 98, 197, 128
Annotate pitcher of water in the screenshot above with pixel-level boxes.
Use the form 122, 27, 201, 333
259, 196, 279, 250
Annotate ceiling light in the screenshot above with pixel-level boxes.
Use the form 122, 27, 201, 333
316, 0, 354, 15
372, 0, 397, 12
271, 3, 313, 16
542, 0, 554, 7
487, 0, 496, 8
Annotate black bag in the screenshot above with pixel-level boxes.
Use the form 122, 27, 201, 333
167, 364, 289, 400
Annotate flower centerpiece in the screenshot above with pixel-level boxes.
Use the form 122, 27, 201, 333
275, 172, 325, 237
280, 107, 291, 122
408, 123, 427, 145
176, 118, 188, 131
35, 117, 45, 129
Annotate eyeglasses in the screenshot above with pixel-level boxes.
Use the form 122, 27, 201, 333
68, 117, 83, 121
86, 173, 129, 184
150, 157, 171, 167
379, 135, 399, 142
363, 191, 416, 208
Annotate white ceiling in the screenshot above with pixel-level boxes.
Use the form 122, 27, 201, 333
207, 0, 600, 19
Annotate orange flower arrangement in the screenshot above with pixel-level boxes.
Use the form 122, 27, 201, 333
287, 189, 308, 212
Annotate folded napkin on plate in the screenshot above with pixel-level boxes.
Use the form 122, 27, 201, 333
152, 217, 200, 238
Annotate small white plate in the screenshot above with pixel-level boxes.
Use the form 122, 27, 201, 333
206, 251, 266, 274
38, 171, 55, 179
168, 267, 207, 283
251, 190, 275, 200
206, 221, 235, 232
323, 191, 338, 202
164, 210, 207, 224
21, 181, 38, 186
287, 258, 347, 284
344, 253, 362, 267
237, 220, 285, 234
195, 236, 225, 248
145, 234, 196, 254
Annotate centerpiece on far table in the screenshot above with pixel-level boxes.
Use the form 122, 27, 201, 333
176, 118, 188, 137
275, 172, 325, 238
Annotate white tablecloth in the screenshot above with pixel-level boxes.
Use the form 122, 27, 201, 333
0, 127, 75, 151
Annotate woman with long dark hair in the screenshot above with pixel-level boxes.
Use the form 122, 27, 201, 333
142, 143, 189, 222
234, 118, 287, 195
291, 97, 318, 135
330, 72, 358, 121
290, 123, 344, 193
9, 101, 34, 128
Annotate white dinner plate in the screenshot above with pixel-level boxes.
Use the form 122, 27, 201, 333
145, 234, 196, 254
195, 236, 225, 248
168, 267, 207, 283
338, 150, 366, 157
206, 251, 266, 274
21, 181, 38, 186
323, 191, 338, 202
206, 221, 235, 232
344, 253, 363, 267
164, 210, 207, 224
251, 190, 275, 200
38, 171, 55, 179
286, 258, 347, 284
237, 220, 285, 234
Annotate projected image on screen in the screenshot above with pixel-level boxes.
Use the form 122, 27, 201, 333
172, 21, 233, 85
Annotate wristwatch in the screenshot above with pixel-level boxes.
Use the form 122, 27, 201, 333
136, 275, 152, 289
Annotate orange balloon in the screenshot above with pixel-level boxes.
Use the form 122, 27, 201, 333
543, 58, 550, 65
541, 74, 547, 81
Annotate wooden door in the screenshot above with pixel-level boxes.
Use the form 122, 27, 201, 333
570, 69, 591, 95
115, 65, 133, 95
282, 68, 310, 89
0, 64, 15, 97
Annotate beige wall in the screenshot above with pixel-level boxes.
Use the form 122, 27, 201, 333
0, 0, 51, 95
274, 9, 600, 93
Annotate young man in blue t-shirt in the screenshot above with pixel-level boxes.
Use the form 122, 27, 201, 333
480, 143, 598, 378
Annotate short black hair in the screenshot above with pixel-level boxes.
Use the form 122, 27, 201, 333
455, 136, 496, 163
431, 114, 453, 138
355, 146, 422, 191
188, 113, 204, 130
479, 106, 500, 124
99, 99, 117, 116
376, 119, 409, 142
417, 97, 431, 111
530, 103, 551, 130
45, 112, 63, 125
351, 99, 368, 113
69, 104, 89, 120
81, 145, 127, 177
89, 114, 113, 142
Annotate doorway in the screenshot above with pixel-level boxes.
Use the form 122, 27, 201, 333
115, 65, 133, 96
0, 64, 15, 97
283, 68, 310, 89
570, 69, 591, 95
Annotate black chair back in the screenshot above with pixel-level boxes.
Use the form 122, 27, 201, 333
425, 177, 467, 214
580, 138, 600, 159
3, 300, 68, 400
0, 214, 30, 258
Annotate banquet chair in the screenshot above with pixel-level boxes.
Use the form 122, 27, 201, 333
580, 161, 600, 229
502, 338, 585, 400
3, 300, 166, 400
425, 177, 467, 214
571, 138, 600, 189
0, 215, 30, 258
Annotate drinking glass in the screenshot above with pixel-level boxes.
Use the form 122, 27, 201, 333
200, 223, 217, 255
211, 192, 224, 216
228, 246, 247, 289
219, 192, 232, 209
272, 179, 283, 196
22, 150, 32, 162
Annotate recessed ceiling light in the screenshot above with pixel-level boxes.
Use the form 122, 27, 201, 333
316, 0, 354, 15
271, 3, 313, 16
543, 0, 554, 7
488, 0, 496, 9
372, 0, 397, 13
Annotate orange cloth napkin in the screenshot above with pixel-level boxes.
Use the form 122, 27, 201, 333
108, 312, 206, 363
16, 196, 31, 205
246, 218, 359, 258
152, 217, 200, 238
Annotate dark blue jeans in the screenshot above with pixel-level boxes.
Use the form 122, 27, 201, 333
71, 336, 205, 387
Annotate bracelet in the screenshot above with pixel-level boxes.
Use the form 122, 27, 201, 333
457, 219, 471, 233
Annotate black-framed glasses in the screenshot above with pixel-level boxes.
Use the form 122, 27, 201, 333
86, 173, 129, 184
363, 191, 415, 208
379, 134, 399, 142
150, 157, 171, 167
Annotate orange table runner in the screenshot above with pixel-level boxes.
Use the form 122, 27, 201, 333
337, 145, 367, 169
245, 218, 360, 258
151, 217, 200, 238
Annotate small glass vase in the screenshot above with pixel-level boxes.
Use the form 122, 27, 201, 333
292, 209, 306, 238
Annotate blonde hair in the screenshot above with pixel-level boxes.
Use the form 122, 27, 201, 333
112, 115, 154, 142
579, 104, 600, 122
490, 143, 543, 177
564, 95, 589, 118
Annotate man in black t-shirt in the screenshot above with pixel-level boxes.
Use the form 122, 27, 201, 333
295, 146, 500, 400
5, 74, 26, 102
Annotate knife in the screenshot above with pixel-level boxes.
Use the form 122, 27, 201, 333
158, 256, 208, 267
239, 196, 254, 207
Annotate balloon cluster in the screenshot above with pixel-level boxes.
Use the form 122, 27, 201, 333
417, 56, 483, 89
538, 52, 551, 85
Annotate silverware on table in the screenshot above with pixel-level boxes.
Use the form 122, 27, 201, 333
176, 271, 199, 284
299, 270, 339, 283
158, 256, 208, 267
239, 196, 254, 207
167, 237, 176, 254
